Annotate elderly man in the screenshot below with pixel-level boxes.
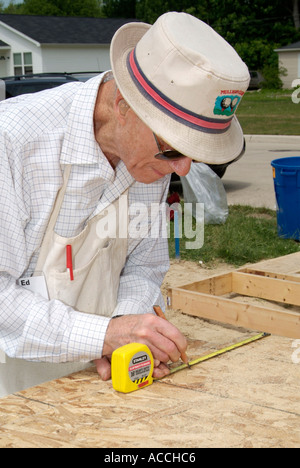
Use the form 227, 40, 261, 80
0, 12, 250, 397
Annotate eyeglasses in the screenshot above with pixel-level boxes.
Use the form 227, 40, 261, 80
153, 133, 187, 161
153, 133, 246, 163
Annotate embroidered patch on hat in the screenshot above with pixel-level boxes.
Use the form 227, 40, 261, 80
214, 94, 242, 117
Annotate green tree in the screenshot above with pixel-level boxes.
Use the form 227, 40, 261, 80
135, 0, 203, 24
1, 0, 24, 13
207, 0, 299, 88
103, 0, 136, 18
291, 0, 300, 29
3, 0, 299, 87
136, 0, 299, 42
16, 0, 104, 17
135, 0, 300, 86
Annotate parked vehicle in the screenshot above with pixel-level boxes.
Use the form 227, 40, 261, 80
249, 71, 264, 90
70, 72, 100, 82
1, 73, 81, 99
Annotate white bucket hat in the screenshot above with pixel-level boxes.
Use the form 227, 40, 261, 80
110, 12, 250, 164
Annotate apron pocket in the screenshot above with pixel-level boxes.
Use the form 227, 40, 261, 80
50, 239, 123, 317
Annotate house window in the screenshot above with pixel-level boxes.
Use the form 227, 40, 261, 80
13, 53, 22, 75
13, 52, 33, 75
23, 52, 33, 74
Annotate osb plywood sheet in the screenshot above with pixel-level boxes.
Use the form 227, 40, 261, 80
0, 256, 300, 448
0, 331, 299, 448
245, 251, 300, 276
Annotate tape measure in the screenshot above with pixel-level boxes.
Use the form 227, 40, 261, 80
166, 332, 270, 376
111, 343, 154, 393
111, 333, 269, 393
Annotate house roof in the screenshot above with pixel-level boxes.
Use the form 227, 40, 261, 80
0, 14, 139, 45
0, 40, 9, 47
275, 41, 300, 52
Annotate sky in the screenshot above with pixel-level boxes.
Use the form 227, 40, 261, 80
2, 0, 24, 7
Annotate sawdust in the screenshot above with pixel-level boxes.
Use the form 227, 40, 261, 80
161, 259, 235, 296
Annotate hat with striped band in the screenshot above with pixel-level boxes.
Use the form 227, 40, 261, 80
110, 12, 250, 164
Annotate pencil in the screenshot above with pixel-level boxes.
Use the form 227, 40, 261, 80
66, 245, 74, 281
153, 305, 190, 367
153, 304, 166, 320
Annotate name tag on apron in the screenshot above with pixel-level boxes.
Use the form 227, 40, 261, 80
1, 276, 49, 364
17, 275, 49, 300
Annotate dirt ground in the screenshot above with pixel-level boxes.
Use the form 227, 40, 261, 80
162, 259, 234, 295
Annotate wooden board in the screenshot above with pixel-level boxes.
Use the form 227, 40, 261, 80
169, 269, 300, 339
0, 333, 299, 448
0, 254, 300, 448
242, 251, 300, 276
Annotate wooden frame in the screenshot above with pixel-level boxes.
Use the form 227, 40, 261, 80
168, 268, 300, 338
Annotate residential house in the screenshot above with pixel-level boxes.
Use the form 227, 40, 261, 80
0, 14, 137, 77
275, 41, 300, 88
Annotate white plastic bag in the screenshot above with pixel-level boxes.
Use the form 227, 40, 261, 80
180, 162, 228, 224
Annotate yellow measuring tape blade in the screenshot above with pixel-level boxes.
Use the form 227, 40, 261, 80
157, 332, 270, 379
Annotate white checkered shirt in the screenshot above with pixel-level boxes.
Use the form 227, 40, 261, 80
0, 73, 170, 363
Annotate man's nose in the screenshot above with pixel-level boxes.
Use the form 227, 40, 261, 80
169, 157, 192, 177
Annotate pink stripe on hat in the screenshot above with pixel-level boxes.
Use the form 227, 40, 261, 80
128, 49, 232, 133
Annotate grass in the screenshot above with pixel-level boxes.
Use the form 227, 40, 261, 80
237, 89, 300, 135
168, 91, 300, 267
168, 205, 300, 267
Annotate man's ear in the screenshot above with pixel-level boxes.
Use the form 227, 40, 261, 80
115, 89, 130, 120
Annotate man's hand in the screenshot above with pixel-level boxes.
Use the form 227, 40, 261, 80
95, 313, 188, 380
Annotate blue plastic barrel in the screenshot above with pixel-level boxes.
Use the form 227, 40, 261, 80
271, 157, 300, 240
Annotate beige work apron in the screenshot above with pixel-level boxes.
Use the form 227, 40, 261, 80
0, 165, 129, 397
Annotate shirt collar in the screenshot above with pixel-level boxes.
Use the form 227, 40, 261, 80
60, 72, 109, 166
60, 72, 135, 190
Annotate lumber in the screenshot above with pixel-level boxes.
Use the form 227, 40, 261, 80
245, 251, 300, 275
239, 268, 300, 283
179, 272, 232, 295
168, 259, 300, 339
170, 286, 300, 338
231, 271, 300, 306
